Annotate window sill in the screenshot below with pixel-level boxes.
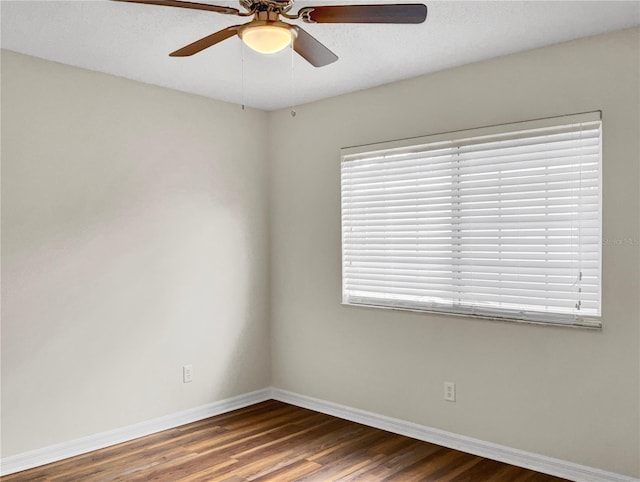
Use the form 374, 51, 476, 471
341, 300, 602, 330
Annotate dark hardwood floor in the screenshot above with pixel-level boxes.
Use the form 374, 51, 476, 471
1, 400, 569, 481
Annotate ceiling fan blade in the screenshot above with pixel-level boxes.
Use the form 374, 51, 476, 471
298, 4, 427, 24
170, 26, 240, 56
112, 0, 241, 16
292, 26, 338, 67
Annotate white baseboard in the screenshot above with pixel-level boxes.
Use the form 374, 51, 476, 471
271, 388, 638, 482
0, 388, 272, 476
2, 387, 637, 482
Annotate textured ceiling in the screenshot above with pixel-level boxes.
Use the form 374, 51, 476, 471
2, 0, 639, 110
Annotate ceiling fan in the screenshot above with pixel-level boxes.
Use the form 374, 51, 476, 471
113, 0, 428, 67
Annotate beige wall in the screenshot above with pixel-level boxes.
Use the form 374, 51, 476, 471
1, 51, 271, 456
268, 27, 640, 477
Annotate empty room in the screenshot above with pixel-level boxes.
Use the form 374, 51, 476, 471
1, 0, 639, 480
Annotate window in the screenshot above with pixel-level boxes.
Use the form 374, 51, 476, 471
341, 112, 602, 328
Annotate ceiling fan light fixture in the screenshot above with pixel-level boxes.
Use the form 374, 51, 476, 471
239, 22, 295, 54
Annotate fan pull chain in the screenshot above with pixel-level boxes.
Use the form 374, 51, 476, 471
241, 41, 245, 110
290, 42, 296, 117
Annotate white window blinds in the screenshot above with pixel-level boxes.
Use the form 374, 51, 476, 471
341, 112, 602, 327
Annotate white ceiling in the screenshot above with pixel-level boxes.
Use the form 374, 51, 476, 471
2, 0, 639, 110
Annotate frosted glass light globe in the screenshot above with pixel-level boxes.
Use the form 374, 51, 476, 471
240, 24, 293, 54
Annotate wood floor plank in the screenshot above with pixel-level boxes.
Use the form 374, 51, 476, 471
343, 441, 444, 481
378, 447, 459, 482
0, 400, 569, 482
249, 459, 322, 482
233, 417, 343, 459
306, 428, 388, 465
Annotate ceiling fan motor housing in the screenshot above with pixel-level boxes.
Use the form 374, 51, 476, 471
241, 0, 294, 14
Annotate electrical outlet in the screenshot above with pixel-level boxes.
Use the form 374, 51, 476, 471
183, 365, 193, 383
444, 381, 456, 402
